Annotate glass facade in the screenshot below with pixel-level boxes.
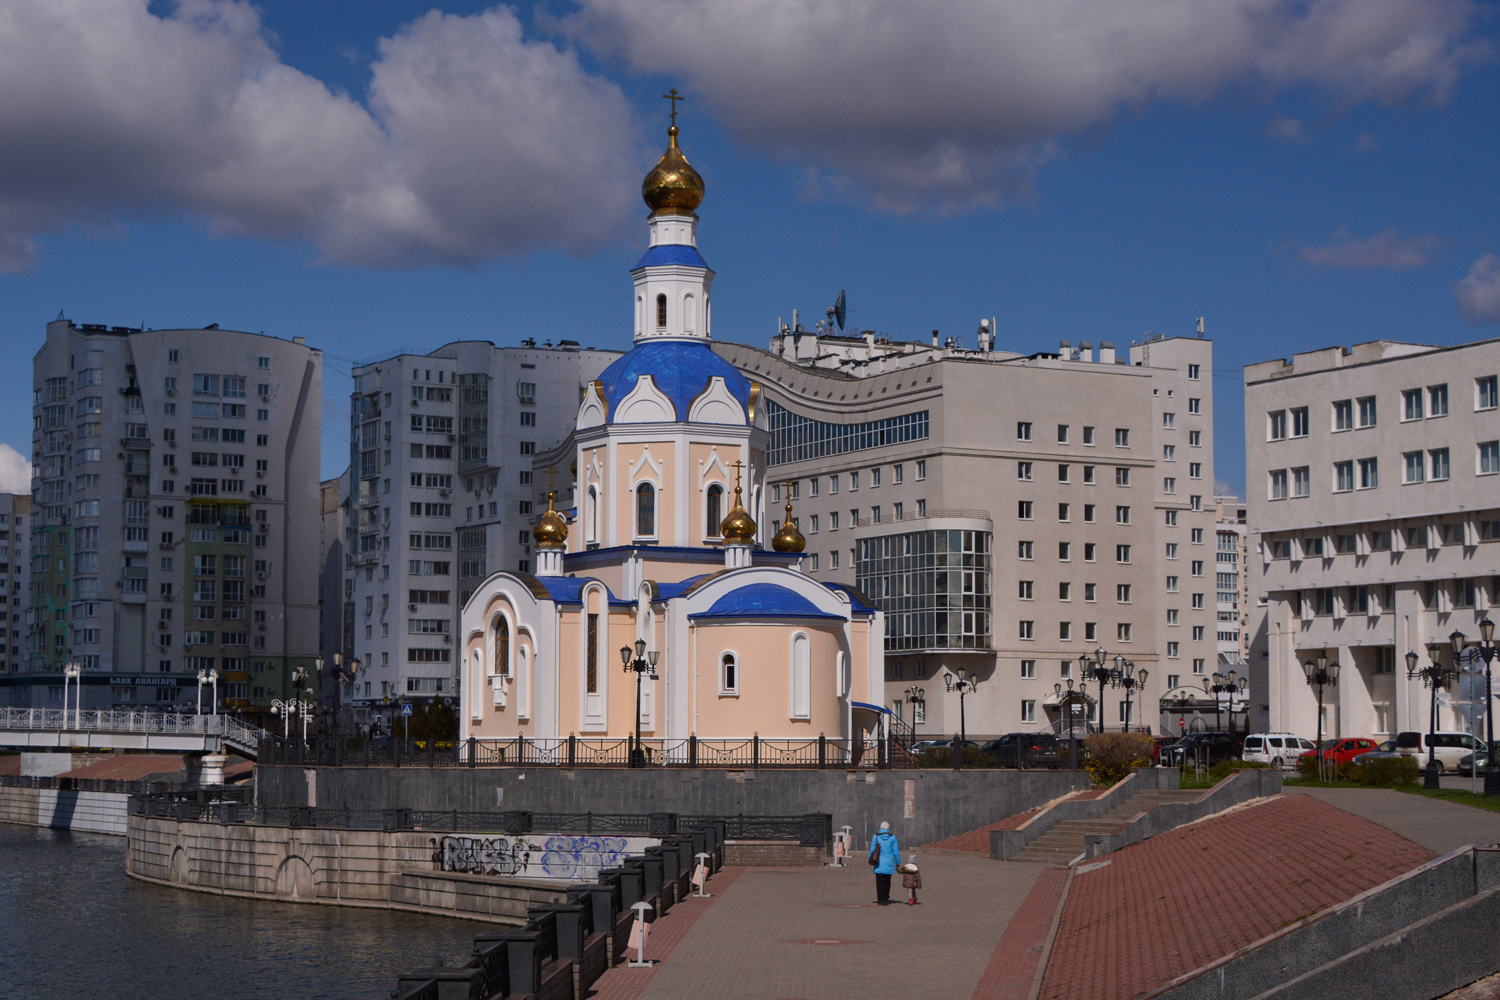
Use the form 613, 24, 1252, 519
856, 528, 991, 651
765, 400, 928, 466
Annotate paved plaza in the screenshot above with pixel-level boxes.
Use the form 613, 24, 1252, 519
588, 788, 1500, 1000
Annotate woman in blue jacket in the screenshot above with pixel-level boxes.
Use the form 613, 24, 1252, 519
869, 821, 900, 905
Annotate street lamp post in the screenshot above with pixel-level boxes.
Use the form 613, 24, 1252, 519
316, 653, 362, 754
1113, 664, 1149, 734
1054, 679, 1083, 770
619, 638, 660, 767
270, 698, 295, 738
1301, 652, 1340, 783
196, 668, 219, 717
63, 661, 81, 729
904, 686, 925, 731
1205, 671, 1244, 734
1449, 623, 1500, 796
943, 668, 979, 747
1081, 648, 1115, 731
1406, 644, 1455, 790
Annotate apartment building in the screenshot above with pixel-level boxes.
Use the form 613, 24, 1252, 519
20, 319, 321, 722
342, 340, 619, 731
711, 330, 1218, 741
1214, 496, 1249, 664
1245, 338, 1500, 740
0, 495, 29, 683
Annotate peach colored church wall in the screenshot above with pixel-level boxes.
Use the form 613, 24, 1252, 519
464, 594, 540, 740
688, 442, 734, 544
614, 441, 676, 546
691, 622, 846, 739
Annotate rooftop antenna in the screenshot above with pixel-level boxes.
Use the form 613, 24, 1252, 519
827, 290, 847, 333
1196, 316, 1205, 338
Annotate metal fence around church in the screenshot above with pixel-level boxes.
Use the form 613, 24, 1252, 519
257, 733, 918, 769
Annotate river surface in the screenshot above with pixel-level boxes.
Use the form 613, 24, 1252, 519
0, 824, 486, 1000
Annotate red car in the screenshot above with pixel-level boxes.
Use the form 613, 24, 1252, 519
1299, 738, 1378, 765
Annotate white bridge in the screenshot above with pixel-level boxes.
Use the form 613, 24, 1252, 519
0, 708, 265, 759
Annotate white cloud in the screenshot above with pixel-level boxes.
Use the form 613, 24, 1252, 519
0, 1, 639, 271
0, 444, 31, 494
1263, 116, 1306, 142
1456, 254, 1500, 324
569, 0, 1488, 213
1298, 228, 1441, 270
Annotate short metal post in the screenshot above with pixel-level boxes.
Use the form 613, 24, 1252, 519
752, 733, 760, 769
468, 736, 476, 768
688, 734, 697, 768
569, 733, 577, 769
818, 734, 826, 769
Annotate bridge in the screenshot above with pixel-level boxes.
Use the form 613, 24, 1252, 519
0, 708, 265, 759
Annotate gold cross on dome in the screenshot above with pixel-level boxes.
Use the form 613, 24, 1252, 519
662, 88, 685, 127
546, 466, 557, 489
730, 459, 744, 491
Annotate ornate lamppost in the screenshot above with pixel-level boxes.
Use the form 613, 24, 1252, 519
269, 698, 297, 738
1081, 648, 1115, 731
904, 686, 926, 731
1054, 679, 1085, 770
944, 667, 979, 747
62, 661, 81, 729
1302, 652, 1339, 782
1113, 663, 1149, 734
1448, 623, 1500, 796
196, 667, 219, 716
1205, 671, 1244, 733
620, 638, 659, 767
1406, 644, 1455, 790
316, 653, 362, 749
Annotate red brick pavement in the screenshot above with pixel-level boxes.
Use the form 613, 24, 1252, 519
1037, 794, 1436, 1000
587, 867, 745, 1000
971, 867, 1069, 1000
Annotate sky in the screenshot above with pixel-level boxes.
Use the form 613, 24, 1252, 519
0, 0, 1497, 495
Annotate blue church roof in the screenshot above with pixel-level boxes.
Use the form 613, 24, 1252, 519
823, 582, 877, 615
688, 583, 845, 621
597, 340, 751, 423
534, 576, 633, 608
632, 244, 711, 270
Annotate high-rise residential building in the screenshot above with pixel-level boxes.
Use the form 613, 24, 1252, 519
1213, 496, 1249, 664
24, 319, 322, 723
1245, 338, 1500, 741
0, 494, 30, 687
342, 340, 620, 732
709, 330, 1218, 740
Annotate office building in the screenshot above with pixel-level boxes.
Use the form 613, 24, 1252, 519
1245, 338, 1500, 739
23, 319, 322, 722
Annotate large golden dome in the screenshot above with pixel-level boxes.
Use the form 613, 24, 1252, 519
772, 501, 806, 553
642, 126, 704, 215
719, 485, 756, 544
532, 490, 568, 550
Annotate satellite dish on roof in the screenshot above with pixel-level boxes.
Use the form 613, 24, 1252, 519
828, 290, 847, 332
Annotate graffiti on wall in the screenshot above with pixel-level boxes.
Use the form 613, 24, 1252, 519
439, 834, 646, 881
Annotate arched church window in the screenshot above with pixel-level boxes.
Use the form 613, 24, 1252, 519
636, 483, 656, 537
656, 293, 667, 329
586, 486, 598, 543
706, 484, 723, 537
494, 616, 510, 678
720, 652, 737, 694
790, 633, 811, 719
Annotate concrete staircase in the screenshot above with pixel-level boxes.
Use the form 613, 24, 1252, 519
1009, 787, 1203, 866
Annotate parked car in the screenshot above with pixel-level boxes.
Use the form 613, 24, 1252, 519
1299, 737, 1379, 767
981, 733, 1063, 769
1241, 733, 1318, 769
1162, 732, 1242, 766
1151, 735, 1179, 765
1455, 742, 1500, 776
910, 739, 954, 754
1394, 731, 1485, 773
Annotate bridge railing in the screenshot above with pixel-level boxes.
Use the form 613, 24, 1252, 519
258, 732, 915, 769
0, 708, 267, 755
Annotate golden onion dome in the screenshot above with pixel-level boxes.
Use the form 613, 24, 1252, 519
772, 501, 806, 553
532, 490, 569, 549
642, 126, 704, 215
719, 485, 757, 544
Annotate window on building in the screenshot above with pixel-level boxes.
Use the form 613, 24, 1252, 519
1117, 584, 1131, 603
1290, 406, 1307, 436
1017, 461, 1032, 481
1429, 384, 1449, 417
1057, 503, 1069, 522
1018, 540, 1033, 560
1430, 448, 1450, 481
655, 294, 667, 328
1082, 426, 1095, 445
1118, 623, 1132, 642
1404, 451, 1425, 484
1292, 467, 1310, 498
636, 483, 656, 536
1084, 504, 1095, 523
1269, 469, 1288, 500
1359, 457, 1379, 489
1163, 412, 1176, 429
1268, 410, 1287, 441
1335, 461, 1354, 492
1166, 575, 1178, 592
1116, 544, 1131, 564
1018, 500, 1033, 520
1403, 389, 1424, 422
1021, 659, 1035, 678
1480, 377, 1499, 411
1083, 465, 1095, 484
1017, 421, 1032, 441
1358, 395, 1377, 427
1019, 580, 1033, 600
1019, 621, 1034, 639
1480, 441, 1500, 476
1191, 527, 1203, 544
1057, 464, 1070, 483
1115, 467, 1130, 487
1021, 700, 1036, 723
916, 460, 926, 480
1163, 477, 1176, 494
1058, 542, 1071, 561
1084, 543, 1096, 562
1115, 428, 1129, 447
1188, 364, 1200, 380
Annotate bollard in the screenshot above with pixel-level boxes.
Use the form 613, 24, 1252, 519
626, 901, 655, 967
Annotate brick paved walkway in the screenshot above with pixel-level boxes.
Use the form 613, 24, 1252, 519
970, 867, 1069, 1000
592, 853, 1045, 1000
1287, 786, 1500, 854
1037, 794, 1436, 1000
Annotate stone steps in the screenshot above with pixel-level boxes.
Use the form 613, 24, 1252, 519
1008, 788, 1203, 865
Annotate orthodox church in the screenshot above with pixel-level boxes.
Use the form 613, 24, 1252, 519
459, 116, 886, 750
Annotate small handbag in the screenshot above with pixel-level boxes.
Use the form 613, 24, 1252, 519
868, 841, 880, 867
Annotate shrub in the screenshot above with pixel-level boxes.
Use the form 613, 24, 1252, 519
1341, 755, 1420, 787
1296, 752, 1322, 780
1083, 732, 1156, 786
916, 745, 994, 769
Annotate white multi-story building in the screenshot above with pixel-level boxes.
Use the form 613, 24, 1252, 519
709, 329, 1219, 740
342, 340, 619, 730
1214, 496, 1249, 664
22, 319, 322, 723
1245, 337, 1500, 740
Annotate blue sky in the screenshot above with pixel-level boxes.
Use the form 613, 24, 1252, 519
0, 0, 1496, 494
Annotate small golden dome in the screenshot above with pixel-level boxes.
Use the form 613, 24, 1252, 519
532, 490, 569, 549
719, 485, 757, 544
642, 126, 704, 215
772, 501, 806, 553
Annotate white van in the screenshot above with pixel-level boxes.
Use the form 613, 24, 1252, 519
1395, 731, 1483, 773
1241, 733, 1317, 769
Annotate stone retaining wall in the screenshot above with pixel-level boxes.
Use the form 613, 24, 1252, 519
0, 784, 128, 835
722, 839, 824, 867
127, 814, 570, 924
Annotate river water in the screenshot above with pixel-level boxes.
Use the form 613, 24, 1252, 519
0, 824, 487, 1000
